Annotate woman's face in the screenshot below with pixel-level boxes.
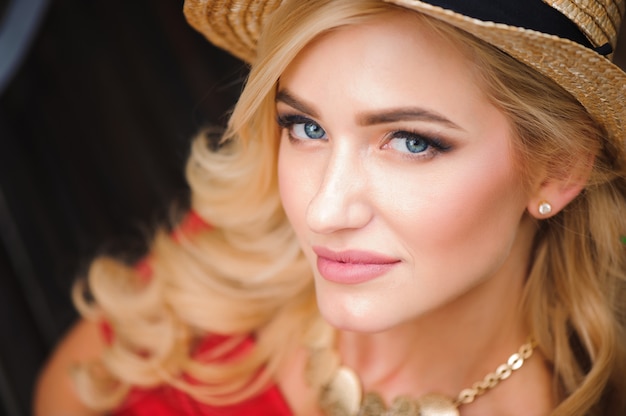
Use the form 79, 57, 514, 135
277, 12, 535, 332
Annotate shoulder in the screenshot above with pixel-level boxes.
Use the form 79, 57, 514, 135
33, 319, 106, 416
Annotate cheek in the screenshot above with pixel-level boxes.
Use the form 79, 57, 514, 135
394, 152, 527, 269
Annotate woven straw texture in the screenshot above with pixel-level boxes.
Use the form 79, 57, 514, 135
183, 0, 626, 154
184, 0, 280, 63
544, 0, 624, 48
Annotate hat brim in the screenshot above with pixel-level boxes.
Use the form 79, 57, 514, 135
184, 0, 626, 153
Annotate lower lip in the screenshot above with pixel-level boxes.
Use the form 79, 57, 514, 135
316, 257, 398, 284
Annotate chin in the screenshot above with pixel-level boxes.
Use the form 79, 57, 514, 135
316, 291, 405, 334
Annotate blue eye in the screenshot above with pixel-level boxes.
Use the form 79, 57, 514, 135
386, 131, 451, 157
294, 121, 326, 139
404, 137, 428, 153
277, 114, 327, 141
388, 134, 429, 154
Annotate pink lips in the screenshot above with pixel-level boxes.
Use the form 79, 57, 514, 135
313, 246, 400, 284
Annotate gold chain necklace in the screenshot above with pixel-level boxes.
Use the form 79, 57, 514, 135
315, 339, 536, 416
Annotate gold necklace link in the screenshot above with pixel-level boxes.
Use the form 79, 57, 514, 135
318, 339, 537, 416
454, 339, 537, 406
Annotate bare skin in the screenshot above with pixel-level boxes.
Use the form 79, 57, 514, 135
34, 319, 106, 416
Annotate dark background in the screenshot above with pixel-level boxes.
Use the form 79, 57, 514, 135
0, 1, 625, 415
0, 1, 245, 415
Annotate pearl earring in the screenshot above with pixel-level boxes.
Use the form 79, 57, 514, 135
538, 201, 552, 216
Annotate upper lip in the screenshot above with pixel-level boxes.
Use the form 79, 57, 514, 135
312, 246, 400, 264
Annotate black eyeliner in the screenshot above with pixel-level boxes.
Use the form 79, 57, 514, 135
389, 130, 453, 152
276, 113, 313, 128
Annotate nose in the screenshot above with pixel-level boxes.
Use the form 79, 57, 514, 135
305, 144, 373, 234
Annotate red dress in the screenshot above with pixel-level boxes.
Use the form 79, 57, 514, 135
105, 211, 294, 415
113, 387, 292, 416
110, 334, 293, 415
102, 322, 293, 416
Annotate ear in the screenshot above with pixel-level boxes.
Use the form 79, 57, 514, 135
527, 155, 594, 219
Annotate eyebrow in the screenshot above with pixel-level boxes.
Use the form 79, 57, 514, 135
276, 88, 463, 130
276, 89, 320, 118
358, 109, 463, 130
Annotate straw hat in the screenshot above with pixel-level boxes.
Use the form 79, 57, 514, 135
184, 0, 626, 152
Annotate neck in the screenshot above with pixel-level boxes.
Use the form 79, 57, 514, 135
338, 286, 528, 402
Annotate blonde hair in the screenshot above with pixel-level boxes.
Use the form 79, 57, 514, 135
73, 0, 626, 414
466, 36, 626, 416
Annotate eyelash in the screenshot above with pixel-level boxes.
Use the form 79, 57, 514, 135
383, 130, 452, 160
276, 114, 324, 141
276, 113, 452, 159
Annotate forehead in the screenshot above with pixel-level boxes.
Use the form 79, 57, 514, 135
278, 12, 493, 130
